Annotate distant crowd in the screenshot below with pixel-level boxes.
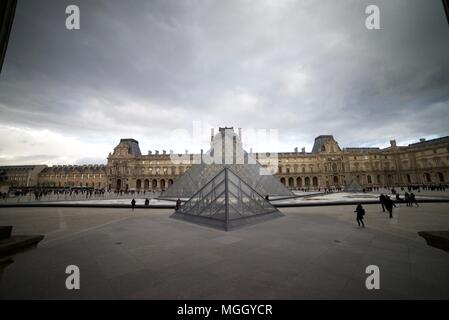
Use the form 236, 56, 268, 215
1, 183, 448, 203
316, 184, 448, 194
0, 187, 160, 202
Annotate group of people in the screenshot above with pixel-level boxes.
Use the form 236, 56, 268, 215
130, 197, 182, 211
419, 184, 447, 192
379, 194, 397, 218
130, 197, 152, 210
1, 187, 163, 203
115, 189, 159, 196
355, 191, 422, 228
394, 192, 419, 207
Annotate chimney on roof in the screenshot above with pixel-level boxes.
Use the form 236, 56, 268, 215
148, 150, 152, 155
390, 139, 397, 147
420, 138, 426, 142
294, 147, 298, 153
155, 150, 159, 155
301, 147, 306, 153
162, 150, 166, 155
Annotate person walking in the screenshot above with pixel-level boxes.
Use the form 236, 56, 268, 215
144, 198, 149, 206
404, 192, 410, 207
410, 192, 419, 207
131, 198, 136, 211
354, 203, 365, 228
379, 194, 386, 212
175, 198, 182, 210
384, 196, 396, 218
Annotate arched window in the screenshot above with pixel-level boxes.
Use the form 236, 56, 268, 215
305, 177, 310, 187
333, 176, 339, 185
144, 179, 150, 190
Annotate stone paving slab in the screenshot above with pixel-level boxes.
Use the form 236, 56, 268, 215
0, 204, 448, 299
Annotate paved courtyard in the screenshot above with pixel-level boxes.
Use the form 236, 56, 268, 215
0, 203, 449, 299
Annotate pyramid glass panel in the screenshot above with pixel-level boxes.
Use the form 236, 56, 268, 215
344, 177, 363, 192
162, 162, 292, 198
171, 167, 284, 230
177, 169, 226, 220
161, 128, 293, 198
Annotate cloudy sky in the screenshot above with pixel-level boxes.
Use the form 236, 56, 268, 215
0, 0, 448, 165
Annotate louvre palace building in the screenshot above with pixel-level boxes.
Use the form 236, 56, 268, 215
1, 128, 449, 191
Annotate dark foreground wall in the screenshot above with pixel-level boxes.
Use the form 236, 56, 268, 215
0, 0, 17, 73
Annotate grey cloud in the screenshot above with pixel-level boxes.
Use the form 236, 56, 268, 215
0, 0, 448, 164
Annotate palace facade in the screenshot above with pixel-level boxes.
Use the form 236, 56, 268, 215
1, 130, 449, 191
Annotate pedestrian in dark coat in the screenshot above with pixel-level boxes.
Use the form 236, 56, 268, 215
131, 198, 136, 211
404, 192, 410, 207
175, 198, 181, 210
384, 196, 396, 218
410, 193, 419, 207
354, 203, 365, 228
379, 194, 386, 212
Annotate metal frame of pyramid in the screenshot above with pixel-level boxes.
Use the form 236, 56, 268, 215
171, 167, 284, 231
161, 127, 293, 199
344, 177, 363, 192
161, 163, 293, 199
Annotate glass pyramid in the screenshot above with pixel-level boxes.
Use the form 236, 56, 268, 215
171, 167, 284, 231
162, 127, 293, 198
344, 177, 363, 192
161, 163, 292, 199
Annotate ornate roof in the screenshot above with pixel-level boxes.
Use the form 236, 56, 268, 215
408, 136, 449, 148
114, 138, 142, 156
311, 135, 340, 154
